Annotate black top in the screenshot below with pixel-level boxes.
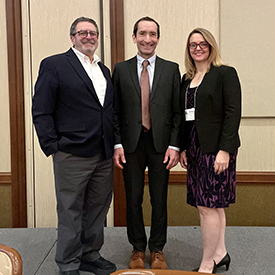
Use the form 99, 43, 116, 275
180, 65, 242, 154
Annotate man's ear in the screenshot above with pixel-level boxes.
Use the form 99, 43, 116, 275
132, 33, 137, 44
70, 35, 75, 46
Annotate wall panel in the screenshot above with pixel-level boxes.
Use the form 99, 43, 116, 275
122, 0, 275, 227
21, 0, 275, 228
0, 185, 12, 227
237, 118, 275, 171
0, 0, 11, 172
23, 0, 104, 227
123, 0, 219, 174
143, 181, 275, 226
124, 0, 219, 74
220, 0, 275, 117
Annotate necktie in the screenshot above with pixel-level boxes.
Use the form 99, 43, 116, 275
141, 60, 151, 130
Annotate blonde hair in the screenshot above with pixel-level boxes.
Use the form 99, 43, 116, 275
185, 27, 223, 80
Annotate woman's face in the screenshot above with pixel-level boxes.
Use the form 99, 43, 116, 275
188, 33, 210, 64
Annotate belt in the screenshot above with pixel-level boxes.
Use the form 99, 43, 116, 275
142, 126, 151, 132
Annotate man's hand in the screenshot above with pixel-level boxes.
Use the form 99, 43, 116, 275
113, 147, 126, 169
163, 148, 179, 170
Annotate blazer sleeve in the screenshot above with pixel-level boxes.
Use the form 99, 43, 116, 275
112, 63, 122, 145
179, 74, 190, 151
169, 64, 182, 148
32, 57, 59, 157
219, 66, 241, 153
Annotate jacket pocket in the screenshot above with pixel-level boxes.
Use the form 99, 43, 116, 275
58, 123, 86, 132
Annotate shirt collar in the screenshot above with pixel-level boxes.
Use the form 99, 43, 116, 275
137, 53, 156, 68
71, 46, 101, 64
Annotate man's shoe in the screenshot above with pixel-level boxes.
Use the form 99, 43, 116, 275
80, 257, 116, 275
129, 250, 145, 269
150, 251, 167, 269
59, 271, 79, 275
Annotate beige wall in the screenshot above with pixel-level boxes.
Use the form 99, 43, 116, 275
123, 0, 275, 173
122, 0, 275, 226
238, 118, 275, 171
143, 184, 275, 226
0, 0, 11, 172
0, 0, 12, 228
124, 0, 219, 72
220, 0, 275, 117
124, 0, 220, 173
22, 0, 111, 227
219, 0, 275, 172
1, 0, 274, 228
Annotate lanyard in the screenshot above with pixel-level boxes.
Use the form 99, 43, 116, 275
184, 79, 202, 109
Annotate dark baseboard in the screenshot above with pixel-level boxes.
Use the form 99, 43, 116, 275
0, 172, 12, 185
145, 171, 275, 185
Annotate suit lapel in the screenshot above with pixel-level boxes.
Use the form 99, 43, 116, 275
127, 57, 141, 97
151, 56, 164, 101
65, 49, 101, 104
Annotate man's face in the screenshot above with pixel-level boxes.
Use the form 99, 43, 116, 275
70, 21, 98, 58
132, 20, 159, 59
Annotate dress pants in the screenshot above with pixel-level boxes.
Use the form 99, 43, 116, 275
123, 130, 170, 252
53, 150, 113, 271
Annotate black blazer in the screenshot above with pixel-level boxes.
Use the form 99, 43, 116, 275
32, 48, 114, 158
113, 56, 181, 153
180, 65, 241, 154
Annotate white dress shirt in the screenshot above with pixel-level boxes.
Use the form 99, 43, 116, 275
137, 53, 156, 91
72, 47, 107, 106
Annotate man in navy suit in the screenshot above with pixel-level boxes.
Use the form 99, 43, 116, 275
32, 17, 116, 275
113, 17, 181, 270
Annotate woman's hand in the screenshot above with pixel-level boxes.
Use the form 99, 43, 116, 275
180, 151, 188, 169
214, 150, 229, 175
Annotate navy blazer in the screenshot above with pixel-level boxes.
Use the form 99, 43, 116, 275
32, 48, 114, 158
113, 56, 181, 153
180, 65, 241, 154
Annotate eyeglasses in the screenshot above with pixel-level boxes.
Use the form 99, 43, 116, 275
188, 42, 209, 49
73, 30, 99, 38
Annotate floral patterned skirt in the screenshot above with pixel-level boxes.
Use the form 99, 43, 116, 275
186, 124, 237, 208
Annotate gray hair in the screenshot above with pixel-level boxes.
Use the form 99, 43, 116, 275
70, 17, 99, 36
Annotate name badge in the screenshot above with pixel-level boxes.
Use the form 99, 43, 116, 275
185, 108, 195, 121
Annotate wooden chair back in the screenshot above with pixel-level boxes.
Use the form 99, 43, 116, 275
0, 244, 22, 275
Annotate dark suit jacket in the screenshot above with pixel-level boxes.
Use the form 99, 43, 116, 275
180, 65, 241, 154
113, 56, 181, 153
32, 48, 114, 158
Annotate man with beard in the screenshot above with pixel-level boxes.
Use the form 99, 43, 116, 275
32, 17, 116, 275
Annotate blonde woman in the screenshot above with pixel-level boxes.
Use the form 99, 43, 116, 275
180, 28, 241, 274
